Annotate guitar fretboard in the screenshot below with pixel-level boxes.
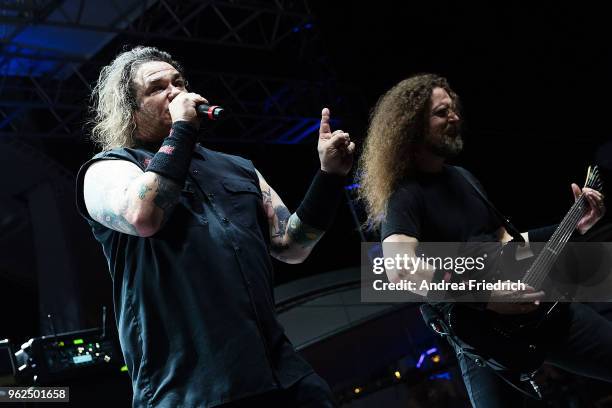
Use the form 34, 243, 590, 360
522, 196, 587, 288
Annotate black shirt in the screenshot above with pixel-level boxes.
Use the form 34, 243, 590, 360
381, 165, 504, 302
381, 165, 502, 242
76, 145, 312, 407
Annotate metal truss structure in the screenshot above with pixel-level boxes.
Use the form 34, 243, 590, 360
0, 0, 366, 144
2, 0, 316, 51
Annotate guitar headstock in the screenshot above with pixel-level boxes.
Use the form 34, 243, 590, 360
584, 165, 603, 192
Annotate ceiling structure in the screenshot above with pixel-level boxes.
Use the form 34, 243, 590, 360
0, 0, 366, 145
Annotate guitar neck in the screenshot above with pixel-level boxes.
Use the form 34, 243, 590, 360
522, 195, 588, 289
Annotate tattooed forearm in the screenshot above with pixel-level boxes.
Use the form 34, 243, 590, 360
272, 205, 291, 238
255, 169, 325, 262
84, 160, 183, 237
138, 184, 152, 200
153, 176, 181, 211
102, 174, 179, 235
97, 210, 139, 235
286, 213, 324, 249
269, 211, 324, 257
262, 188, 273, 209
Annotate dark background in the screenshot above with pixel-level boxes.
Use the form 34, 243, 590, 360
1, 0, 610, 354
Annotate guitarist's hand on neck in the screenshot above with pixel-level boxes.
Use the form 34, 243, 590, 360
486, 284, 545, 315
572, 184, 605, 235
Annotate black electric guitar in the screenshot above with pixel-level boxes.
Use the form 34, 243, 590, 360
446, 166, 604, 375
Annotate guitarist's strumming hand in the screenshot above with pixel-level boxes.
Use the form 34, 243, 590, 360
486, 284, 545, 315
572, 184, 605, 235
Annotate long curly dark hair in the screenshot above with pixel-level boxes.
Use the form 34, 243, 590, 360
357, 74, 459, 228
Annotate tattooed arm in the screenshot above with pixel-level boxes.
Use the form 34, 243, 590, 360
256, 170, 325, 264
83, 159, 181, 237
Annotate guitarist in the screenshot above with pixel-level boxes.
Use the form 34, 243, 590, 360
357, 74, 610, 407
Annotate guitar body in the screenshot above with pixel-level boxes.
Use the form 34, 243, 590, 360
447, 302, 568, 373
446, 241, 571, 373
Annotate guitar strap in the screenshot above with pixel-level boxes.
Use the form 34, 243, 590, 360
453, 166, 525, 243
420, 304, 543, 400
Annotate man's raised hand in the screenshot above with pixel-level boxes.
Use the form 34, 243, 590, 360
317, 108, 356, 176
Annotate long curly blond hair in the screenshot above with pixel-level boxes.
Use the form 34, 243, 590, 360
89, 46, 184, 151
357, 74, 459, 228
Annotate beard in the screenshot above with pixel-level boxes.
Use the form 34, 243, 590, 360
425, 126, 464, 158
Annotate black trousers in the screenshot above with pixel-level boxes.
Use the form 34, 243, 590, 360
453, 303, 612, 407
219, 372, 336, 408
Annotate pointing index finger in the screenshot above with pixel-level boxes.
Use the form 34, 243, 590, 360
320, 108, 331, 135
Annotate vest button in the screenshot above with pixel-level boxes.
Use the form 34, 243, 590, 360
222, 217, 229, 223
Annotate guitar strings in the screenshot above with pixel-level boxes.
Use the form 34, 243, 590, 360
524, 191, 591, 289
538, 168, 604, 286
525, 195, 585, 288
524, 168, 601, 288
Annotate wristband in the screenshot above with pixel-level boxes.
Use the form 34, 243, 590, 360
146, 121, 197, 184
296, 169, 346, 230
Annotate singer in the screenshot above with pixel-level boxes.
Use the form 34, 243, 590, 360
76, 46, 354, 407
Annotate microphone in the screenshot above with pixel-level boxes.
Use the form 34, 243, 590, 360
196, 103, 225, 120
